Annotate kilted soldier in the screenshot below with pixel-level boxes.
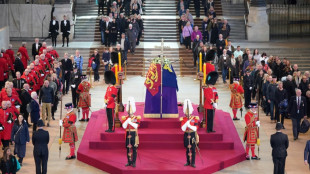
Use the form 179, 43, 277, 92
70, 66, 81, 108
61, 103, 78, 160
76, 75, 91, 122
121, 97, 141, 168
180, 99, 199, 168
204, 71, 219, 133
229, 77, 244, 120
103, 71, 118, 133
244, 102, 260, 160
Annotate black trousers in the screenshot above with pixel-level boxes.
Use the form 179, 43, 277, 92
291, 117, 301, 138
207, 109, 214, 132
194, 0, 200, 17
94, 67, 100, 81
34, 153, 48, 174
62, 35, 69, 46
98, 4, 104, 15
63, 72, 71, 93
33, 123, 37, 132
106, 108, 114, 130
184, 132, 196, 164
126, 131, 137, 164
273, 156, 286, 174
104, 32, 110, 46
71, 87, 79, 108
184, 36, 191, 49
193, 53, 197, 67
1, 140, 10, 148
124, 1, 130, 16
51, 36, 57, 47
137, 32, 142, 45
244, 89, 251, 108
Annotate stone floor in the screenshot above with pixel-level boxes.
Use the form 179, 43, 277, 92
15, 75, 310, 174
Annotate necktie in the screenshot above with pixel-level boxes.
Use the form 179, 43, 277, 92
297, 97, 300, 110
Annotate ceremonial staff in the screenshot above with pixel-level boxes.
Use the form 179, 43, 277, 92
160, 38, 164, 118
59, 95, 63, 157
256, 87, 261, 159
127, 101, 133, 164
186, 101, 192, 163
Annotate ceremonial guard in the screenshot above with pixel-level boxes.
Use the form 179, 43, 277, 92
104, 71, 118, 133
70, 66, 81, 108
243, 70, 254, 109
121, 97, 141, 168
205, 49, 216, 75
0, 101, 16, 149
61, 103, 78, 160
229, 77, 244, 120
203, 71, 219, 133
180, 99, 199, 168
244, 103, 260, 160
76, 75, 91, 122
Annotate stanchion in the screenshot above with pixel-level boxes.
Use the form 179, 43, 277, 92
197, 72, 204, 113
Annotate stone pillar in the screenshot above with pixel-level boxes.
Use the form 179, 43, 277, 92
247, 6, 269, 41
0, 26, 9, 49
53, 4, 74, 41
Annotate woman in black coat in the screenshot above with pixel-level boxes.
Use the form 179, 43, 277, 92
11, 115, 30, 166
0, 147, 18, 174
275, 82, 288, 128
30, 92, 40, 132
210, 18, 219, 44
49, 16, 59, 47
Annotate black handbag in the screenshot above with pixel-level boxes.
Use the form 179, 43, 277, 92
300, 119, 310, 133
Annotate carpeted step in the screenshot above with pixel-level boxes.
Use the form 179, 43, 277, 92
89, 140, 234, 150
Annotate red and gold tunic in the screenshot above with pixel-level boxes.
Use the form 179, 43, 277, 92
104, 85, 118, 109
76, 81, 91, 108
243, 110, 258, 145
62, 110, 78, 143
180, 116, 199, 131
229, 83, 244, 109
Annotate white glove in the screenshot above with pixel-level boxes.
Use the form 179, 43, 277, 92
71, 84, 76, 88
102, 103, 107, 109
15, 105, 20, 109
59, 120, 63, 127
212, 103, 217, 109
128, 121, 138, 129
7, 120, 12, 124
41, 74, 44, 77
0, 127, 3, 131
249, 87, 253, 90
256, 121, 260, 127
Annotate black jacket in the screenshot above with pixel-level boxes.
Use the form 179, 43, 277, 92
60, 20, 71, 36
39, 86, 54, 104
275, 88, 288, 105
243, 74, 254, 91
32, 42, 42, 57
32, 129, 49, 156
270, 132, 289, 158
283, 80, 295, 101
12, 78, 26, 92
70, 72, 81, 87
60, 58, 73, 72
14, 57, 25, 75
19, 89, 32, 113
0, 155, 17, 174
266, 83, 278, 101
49, 20, 59, 37
288, 96, 307, 119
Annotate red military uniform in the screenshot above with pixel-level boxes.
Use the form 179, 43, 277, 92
38, 46, 47, 55
3, 94, 22, 107
203, 87, 218, 109
121, 115, 141, 166
205, 62, 215, 76
21, 73, 36, 91
45, 52, 54, 68
0, 107, 16, 142
39, 58, 51, 73
0, 57, 8, 82
34, 64, 45, 86
28, 69, 40, 91
5, 49, 15, 64
2, 53, 13, 72
62, 109, 78, 159
18, 46, 29, 69
229, 83, 244, 109
77, 80, 91, 121
243, 110, 259, 159
104, 85, 118, 109
49, 50, 59, 60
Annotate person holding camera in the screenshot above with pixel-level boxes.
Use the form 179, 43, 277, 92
275, 81, 288, 129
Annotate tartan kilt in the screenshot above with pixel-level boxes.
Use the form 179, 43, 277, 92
243, 127, 258, 145
62, 125, 78, 143
230, 94, 243, 109
78, 92, 91, 108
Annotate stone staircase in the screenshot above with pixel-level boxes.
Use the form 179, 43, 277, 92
187, 0, 223, 17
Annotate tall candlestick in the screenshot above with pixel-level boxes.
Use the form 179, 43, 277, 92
203, 63, 206, 84
199, 52, 202, 72
115, 64, 118, 84
118, 52, 121, 71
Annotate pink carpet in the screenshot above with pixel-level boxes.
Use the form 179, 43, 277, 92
77, 102, 246, 174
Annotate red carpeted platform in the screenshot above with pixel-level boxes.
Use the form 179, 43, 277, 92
77, 102, 246, 174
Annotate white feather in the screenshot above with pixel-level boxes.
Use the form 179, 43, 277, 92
183, 99, 193, 115
126, 97, 136, 114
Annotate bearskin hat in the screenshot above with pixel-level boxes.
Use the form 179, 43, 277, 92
205, 71, 218, 85
206, 49, 215, 61
104, 70, 116, 85
111, 51, 119, 64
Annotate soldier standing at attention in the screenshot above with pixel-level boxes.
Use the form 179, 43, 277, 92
76, 74, 91, 122
104, 71, 118, 132
229, 77, 244, 120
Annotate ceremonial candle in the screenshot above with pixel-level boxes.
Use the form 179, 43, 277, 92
199, 52, 202, 72
115, 64, 118, 84
118, 52, 121, 71
203, 63, 206, 83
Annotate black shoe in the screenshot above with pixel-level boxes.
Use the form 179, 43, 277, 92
65, 156, 75, 160
47, 123, 50, 127
246, 156, 250, 160
132, 163, 136, 167
125, 163, 131, 167
191, 164, 196, 168
233, 118, 240, 121
294, 137, 298, 140
79, 119, 85, 122
251, 156, 259, 160
62, 45, 64, 47
86, 118, 89, 122
52, 117, 55, 120
282, 126, 285, 129
184, 163, 190, 166
211, 130, 216, 132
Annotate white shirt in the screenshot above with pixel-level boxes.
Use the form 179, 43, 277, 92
64, 20, 67, 26
36, 43, 39, 50
53, 20, 56, 25
121, 39, 125, 50
106, 21, 109, 28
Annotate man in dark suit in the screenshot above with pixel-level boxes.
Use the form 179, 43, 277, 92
270, 122, 289, 174
32, 120, 49, 174
103, 17, 110, 47
98, 0, 105, 15
49, 16, 59, 47
19, 84, 32, 126
61, 53, 73, 94
287, 89, 307, 140
32, 38, 42, 60
304, 140, 310, 169
243, 70, 254, 109
60, 15, 71, 47
216, 34, 226, 57
70, 66, 81, 108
